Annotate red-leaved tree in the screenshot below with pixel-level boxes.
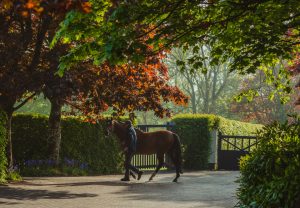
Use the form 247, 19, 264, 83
0, 0, 90, 169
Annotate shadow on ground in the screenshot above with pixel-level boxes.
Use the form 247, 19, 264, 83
0, 171, 239, 208
0, 186, 97, 201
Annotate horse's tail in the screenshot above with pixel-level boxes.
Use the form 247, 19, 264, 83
172, 133, 183, 174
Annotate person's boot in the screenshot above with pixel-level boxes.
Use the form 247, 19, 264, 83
121, 176, 130, 181
121, 170, 130, 181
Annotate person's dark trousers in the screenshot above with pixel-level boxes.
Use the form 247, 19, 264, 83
122, 151, 143, 181
124, 151, 140, 176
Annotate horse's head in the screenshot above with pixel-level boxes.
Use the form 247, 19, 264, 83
105, 118, 127, 135
105, 117, 114, 137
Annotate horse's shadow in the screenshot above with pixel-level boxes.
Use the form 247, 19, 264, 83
14, 178, 176, 188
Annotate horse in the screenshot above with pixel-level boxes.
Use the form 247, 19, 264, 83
106, 119, 183, 182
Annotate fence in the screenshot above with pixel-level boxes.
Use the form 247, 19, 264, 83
217, 132, 259, 170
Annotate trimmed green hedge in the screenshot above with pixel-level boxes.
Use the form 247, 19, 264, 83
171, 114, 262, 170
0, 109, 7, 182
218, 117, 262, 135
237, 121, 300, 208
12, 114, 123, 175
171, 114, 219, 170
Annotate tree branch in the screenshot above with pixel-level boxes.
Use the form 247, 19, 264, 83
13, 92, 37, 111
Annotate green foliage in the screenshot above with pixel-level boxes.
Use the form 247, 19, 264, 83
12, 114, 123, 176
0, 109, 7, 183
54, 1, 300, 75
6, 171, 22, 182
218, 117, 263, 136
60, 116, 123, 174
172, 114, 219, 170
12, 114, 50, 162
171, 114, 262, 170
237, 121, 300, 208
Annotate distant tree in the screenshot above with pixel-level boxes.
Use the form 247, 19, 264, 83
165, 46, 240, 115
231, 63, 299, 124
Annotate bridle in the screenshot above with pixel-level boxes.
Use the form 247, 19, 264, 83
105, 118, 114, 137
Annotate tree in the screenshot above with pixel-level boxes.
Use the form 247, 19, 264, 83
230, 63, 299, 124
55, 0, 300, 72
0, 1, 188, 168
52, 0, 300, 108
43, 49, 188, 163
0, 0, 88, 169
165, 46, 240, 115
67, 55, 189, 119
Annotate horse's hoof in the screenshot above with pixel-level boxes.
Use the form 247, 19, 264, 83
137, 171, 144, 180
121, 177, 130, 181
172, 179, 178, 183
148, 178, 153, 181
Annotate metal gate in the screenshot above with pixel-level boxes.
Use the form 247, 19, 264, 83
132, 123, 174, 170
218, 132, 259, 170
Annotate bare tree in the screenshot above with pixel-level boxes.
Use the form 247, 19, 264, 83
165, 46, 239, 115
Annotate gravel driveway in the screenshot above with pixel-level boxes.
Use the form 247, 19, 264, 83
0, 171, 239, 208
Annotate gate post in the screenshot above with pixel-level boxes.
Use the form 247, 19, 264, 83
209, 129, 218, 170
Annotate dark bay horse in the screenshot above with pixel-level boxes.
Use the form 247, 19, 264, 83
107, 120, 182, 182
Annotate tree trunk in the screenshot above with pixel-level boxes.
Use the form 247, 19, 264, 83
191, 90, 197, 114
1, 95, 36, 171
6, 111, 13, 170
48, 99, 62, 165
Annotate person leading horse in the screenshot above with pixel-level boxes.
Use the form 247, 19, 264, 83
121, 120, 143, 181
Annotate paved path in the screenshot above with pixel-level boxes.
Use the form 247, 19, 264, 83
0, 171, 239, 208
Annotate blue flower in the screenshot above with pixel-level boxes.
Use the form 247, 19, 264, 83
79, 163, 88, 169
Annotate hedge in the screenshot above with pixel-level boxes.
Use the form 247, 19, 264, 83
171, 114, 262, 170
12, 113, 262, 174
218, 116, 263, 135
12, 114, 123, 175
0, 109, 7, 182
237, 121, 300, 208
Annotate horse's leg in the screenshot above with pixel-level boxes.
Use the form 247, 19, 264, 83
170, 133, 182, 183
149, 153, 164, 181
170, 151, 181, 183
170, 153, 180, 182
